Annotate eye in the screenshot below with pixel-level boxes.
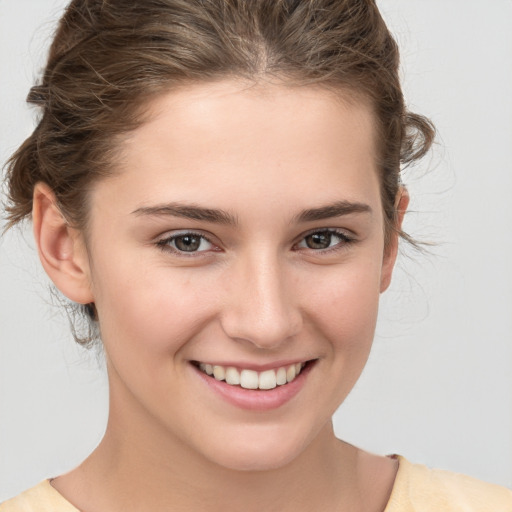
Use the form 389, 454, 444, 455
157, 232, 215, 254
296, 229, 352, 251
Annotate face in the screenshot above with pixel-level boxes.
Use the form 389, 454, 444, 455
79, 81, 399, 471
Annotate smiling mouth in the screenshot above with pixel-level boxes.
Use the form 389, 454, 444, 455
193, 361, 312, 390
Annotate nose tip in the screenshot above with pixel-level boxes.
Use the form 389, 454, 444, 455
219, 257, 302, 350
227, 297, 301, 350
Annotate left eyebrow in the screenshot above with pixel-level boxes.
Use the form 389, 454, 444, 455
293, 200, 372, 223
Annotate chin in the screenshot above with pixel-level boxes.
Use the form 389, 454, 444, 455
199, 422, 317, 472
209, 446, 301, 473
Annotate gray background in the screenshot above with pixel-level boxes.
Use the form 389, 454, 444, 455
1, 0, 511, 501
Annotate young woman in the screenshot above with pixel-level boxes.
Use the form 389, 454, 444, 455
1, 1, 511, 510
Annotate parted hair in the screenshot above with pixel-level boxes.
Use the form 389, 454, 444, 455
3, 0, 434, 340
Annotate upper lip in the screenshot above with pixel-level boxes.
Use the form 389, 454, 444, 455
191, 359, 315, 372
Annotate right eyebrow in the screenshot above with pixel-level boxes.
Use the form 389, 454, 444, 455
131, 203, 238, 226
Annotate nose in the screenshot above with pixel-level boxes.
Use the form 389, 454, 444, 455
220, 249, 303, 350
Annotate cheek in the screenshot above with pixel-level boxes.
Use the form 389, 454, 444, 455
291, 257, 383, 422
91, 255, 217, 358
303, 257, 382, 353
91, 240, 384, 362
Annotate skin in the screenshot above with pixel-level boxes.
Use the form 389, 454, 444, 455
33, 80, 408, 512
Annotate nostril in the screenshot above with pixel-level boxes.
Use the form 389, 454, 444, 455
220, 309, 303, 349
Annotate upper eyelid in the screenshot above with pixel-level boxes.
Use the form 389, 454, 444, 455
156, 229, 216, 244
301, 227, 352, 236
295, 227, 354, 243
156, 227, 352, 239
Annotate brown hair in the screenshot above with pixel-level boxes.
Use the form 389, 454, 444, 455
3, 0, 434, 340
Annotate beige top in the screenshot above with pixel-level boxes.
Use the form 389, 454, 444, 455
2, 456, 512, 511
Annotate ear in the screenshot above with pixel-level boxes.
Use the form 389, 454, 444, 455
32, 182, 94, 304
380, 187, 409, 293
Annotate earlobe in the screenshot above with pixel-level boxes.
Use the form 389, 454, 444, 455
380, 187, 410, 293
32, 183, 94, 305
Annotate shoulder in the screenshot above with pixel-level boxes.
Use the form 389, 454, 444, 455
385, 456, 512, 512
0, 481, 79, 512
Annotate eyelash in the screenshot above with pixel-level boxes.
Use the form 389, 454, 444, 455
295, 228, 355, 254
155, 229, 355, 257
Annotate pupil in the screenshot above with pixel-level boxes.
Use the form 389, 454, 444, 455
176, 235, 201, 252
307, 232, 331, 249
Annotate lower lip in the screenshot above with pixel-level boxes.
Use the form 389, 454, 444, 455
193, 363, 314, 412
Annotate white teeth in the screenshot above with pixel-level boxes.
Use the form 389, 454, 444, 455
276, 367, 287, 386
240, 369, 259, 389
259, 370, 277, 390
197, 362, 307, 390
225, 366, 240, 385
213, 365, 225, 381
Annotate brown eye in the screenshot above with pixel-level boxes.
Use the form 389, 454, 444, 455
297, 230, 351, 251
174, 234, 202, 252
157, 232, 214, 254
305, 232, 334, 249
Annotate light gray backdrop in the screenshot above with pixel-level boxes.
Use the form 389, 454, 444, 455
1, 0, 511, 501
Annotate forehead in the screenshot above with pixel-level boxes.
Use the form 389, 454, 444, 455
99, 80, 381, 219
134, 80, 376, 157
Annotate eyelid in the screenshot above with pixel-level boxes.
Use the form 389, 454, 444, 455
299, 226, 355, 238
155, 230, 221, 256
293, 227, 356, 252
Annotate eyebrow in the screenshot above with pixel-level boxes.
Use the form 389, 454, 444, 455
293, 200, 372, 223
132, 200, 371, 226
132, 203, 239, 225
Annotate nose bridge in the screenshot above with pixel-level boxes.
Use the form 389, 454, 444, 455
221, 247, 302, 349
